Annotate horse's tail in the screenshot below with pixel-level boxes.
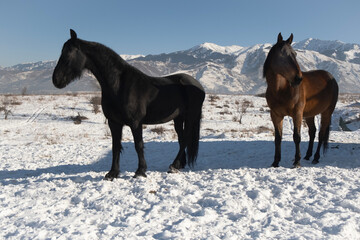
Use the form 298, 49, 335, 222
184, 87, 205, 167
323, 76, 338, 154
185, 108, 202, 167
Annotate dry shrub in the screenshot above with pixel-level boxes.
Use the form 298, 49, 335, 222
219, 108, 231, 115
151, 126, 166, 135
66, 92, 78, 97
90, 96, 102, 114
70, 113, 88, 124
0, 97, 17, 119
338, 93, 360, 104
2, 96, 22, 106
104, 128, 111, 138
90, 96, 101, 105
0, 106, 12, 120
241, 100, 253, 112
92, 104, 101, 114
238, 99, 253, 124
208, 94, 220, 104
257, 126, 273, 134
21, 87, 28, 96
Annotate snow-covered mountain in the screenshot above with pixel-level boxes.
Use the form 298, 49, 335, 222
1, 39, 360, 94
129, 39, 360, 94
293, 38, 360, 64
0, 61, 99, 94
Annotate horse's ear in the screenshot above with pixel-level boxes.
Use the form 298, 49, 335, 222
70, 29, 77, 40
286, 33, 294, 44
277, 33, 283, 44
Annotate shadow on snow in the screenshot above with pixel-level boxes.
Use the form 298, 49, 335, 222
0, 140, 359, 185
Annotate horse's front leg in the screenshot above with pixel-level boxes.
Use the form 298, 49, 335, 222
104, 121, 124, 181
131, 125, 147, 178
271, 112, 283, 167
292, 114, 303, 168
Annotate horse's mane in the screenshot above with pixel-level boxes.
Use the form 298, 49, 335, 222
263, 45, 276, 78
82, 40, 127, 65
82, 39, 148, 79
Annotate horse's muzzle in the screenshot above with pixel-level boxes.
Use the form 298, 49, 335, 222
52, 75, 67, 89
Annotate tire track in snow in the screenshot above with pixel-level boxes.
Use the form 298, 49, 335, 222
26, 107, 46, 123
0, 105, 48, 131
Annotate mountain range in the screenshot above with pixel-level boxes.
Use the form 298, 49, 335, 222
1, 38, 360, 95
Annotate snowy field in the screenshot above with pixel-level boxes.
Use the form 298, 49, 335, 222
0, 93, 359, 239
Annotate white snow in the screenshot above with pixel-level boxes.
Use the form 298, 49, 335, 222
190, 42, 244, 55
0, 93, 359, 239
120, 54, 145, 61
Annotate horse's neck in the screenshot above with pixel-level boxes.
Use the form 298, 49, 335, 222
81, 41, 127, 92
266, 73, 297, 99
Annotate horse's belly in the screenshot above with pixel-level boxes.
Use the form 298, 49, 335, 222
143, 86, 185, 124
303, 98, 331, 117
143, 108, 181, 124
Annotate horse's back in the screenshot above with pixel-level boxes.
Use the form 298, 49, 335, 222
302, 70, 338, 116
302, 70, 338, 97
160, 73, 205, 105
165, 73, 205, 92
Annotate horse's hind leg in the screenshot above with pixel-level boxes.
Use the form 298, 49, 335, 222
168, 116, 186, 173
313, 112, 331, 164
304, 117, 316, 160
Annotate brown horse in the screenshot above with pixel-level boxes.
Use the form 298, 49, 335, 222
263, 33, 339, 168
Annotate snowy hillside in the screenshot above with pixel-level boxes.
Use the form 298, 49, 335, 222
131, 41, 360, 94
1, 39, 360, 94
0, 61, 99, 94
293, 38, 360, 64
0, 93, 359, 239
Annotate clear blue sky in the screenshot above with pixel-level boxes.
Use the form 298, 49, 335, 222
0, 0, 359, 67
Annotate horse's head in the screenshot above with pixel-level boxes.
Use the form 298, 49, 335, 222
264, 33, 303, 87
52, 29, 87, 89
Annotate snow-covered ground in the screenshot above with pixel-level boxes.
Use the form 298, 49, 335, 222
0, 93, 359, 239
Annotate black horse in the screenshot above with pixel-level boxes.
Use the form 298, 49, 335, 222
53, 30, 205, 180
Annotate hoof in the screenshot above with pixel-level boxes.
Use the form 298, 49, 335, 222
292, 159, 301, 168
104, 171, 119, 181
133, 170, 147, 178
304, 156, 311, 161
271, 163, 279, 168
168, 165, 180, 173
312, 159, 319, 164
292, 163, 301, 169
